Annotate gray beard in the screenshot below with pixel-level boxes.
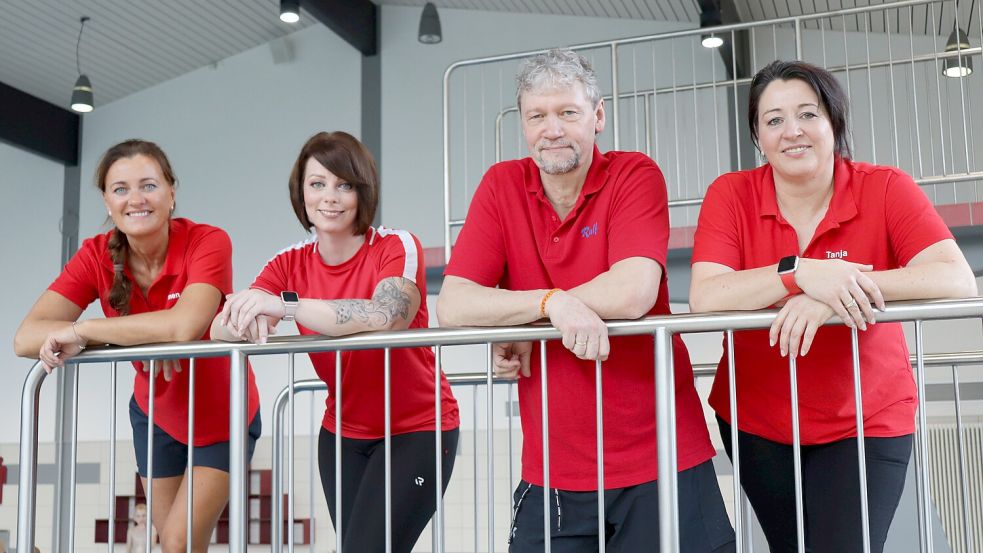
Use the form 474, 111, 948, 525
535, 150, 581, 175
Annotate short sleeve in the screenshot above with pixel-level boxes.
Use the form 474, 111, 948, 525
607, 157, 670, 267
376, 230, 422, 284
884, 171, 954, 266
692, 175, 743, 270
48, 238, 102, 309
186, 227, 233, 294
250, 251, 291, 296
444, 167, 508, 286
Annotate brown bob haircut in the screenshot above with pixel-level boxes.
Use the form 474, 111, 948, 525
288, 131, 379, 235
748, 60, 852, 159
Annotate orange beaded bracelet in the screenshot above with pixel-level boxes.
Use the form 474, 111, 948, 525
540, 288, 561, 318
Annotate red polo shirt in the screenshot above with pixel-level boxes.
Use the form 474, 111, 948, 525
692, 158, 953, 445
49, 218, 261, 446
251, 227, 460, 439
445, 146, 715, 491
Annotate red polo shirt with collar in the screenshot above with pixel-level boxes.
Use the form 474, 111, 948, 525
445, 146, 715, 491
49, 218, 261, 446
692, 158, 953, 445
250, 227, 460, 439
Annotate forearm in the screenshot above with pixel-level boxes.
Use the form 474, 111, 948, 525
568, 263, 660, 320
689, 263, 787, 312
14, 319, 76, 357
77, 311, 208, 346
294, 298, 411, 336
437, 280, 548, 327
869, 260, 978, 301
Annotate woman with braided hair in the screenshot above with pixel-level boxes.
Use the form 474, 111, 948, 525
14, 139, 260, 553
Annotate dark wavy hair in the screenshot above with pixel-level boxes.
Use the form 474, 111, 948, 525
748, 60, 852, 159
288, 131, 378, 235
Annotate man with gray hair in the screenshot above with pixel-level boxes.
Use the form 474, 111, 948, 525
438, 48, 735, 551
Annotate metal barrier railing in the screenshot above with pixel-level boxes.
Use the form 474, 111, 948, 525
16, 297, 983, 553
443, 0, 983, 260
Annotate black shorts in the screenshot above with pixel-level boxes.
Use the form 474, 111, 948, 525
508, 459, 736, 553
130, 395, 261, 478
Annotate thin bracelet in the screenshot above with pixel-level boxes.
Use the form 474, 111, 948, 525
540, 288, 561, 318
72, 321, 87, 351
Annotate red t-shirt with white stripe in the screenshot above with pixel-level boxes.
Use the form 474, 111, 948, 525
251, 227, 460, 439
48, 218, 261, 446
445, 147, 715, 491
692, 158, 953, 445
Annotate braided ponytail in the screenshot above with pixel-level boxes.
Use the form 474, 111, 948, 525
107, 228, 133, 315
95, 139, 178, 316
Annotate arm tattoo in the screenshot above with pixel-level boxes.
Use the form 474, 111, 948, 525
331, 278, 412, 327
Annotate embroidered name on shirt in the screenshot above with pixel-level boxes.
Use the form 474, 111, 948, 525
580, 223, 599, 239
167, 292, 181, 301
826, 249, 848, 259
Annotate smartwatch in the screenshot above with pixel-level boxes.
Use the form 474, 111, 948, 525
777, 255, 802, 296
280, 291, 299, 321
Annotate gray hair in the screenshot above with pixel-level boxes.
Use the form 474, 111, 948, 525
516, 48, 602, 110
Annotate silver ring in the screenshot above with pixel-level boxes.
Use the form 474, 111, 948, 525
575, 340, 587, 346
844, 299, 858, 309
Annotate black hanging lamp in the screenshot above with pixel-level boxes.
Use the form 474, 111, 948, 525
70, 16, 94, 113
418, 2, 442, 44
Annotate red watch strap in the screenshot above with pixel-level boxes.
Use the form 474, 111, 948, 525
780, 272, 802, 295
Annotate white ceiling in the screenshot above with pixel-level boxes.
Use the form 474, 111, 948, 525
0, 0, 970, 112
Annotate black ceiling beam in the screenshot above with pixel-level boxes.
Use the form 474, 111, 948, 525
0, 81, 80, 166
302, 0, 378, 56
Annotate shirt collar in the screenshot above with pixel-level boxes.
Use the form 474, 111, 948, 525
100, 218, 188, 276
524, 144, 610, 198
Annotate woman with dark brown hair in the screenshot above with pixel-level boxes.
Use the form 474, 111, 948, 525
214, 131, 460, 553
690, 60, 976, 552
14, 139, 261, 553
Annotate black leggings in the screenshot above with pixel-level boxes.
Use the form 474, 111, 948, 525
318, 427, 459, 553
717, 417, 911, 553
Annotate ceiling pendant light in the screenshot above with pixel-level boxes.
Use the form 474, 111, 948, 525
942, 27, 974, 78
280, 0, 300, 23
418, 2, 442, 44
70, 16, 94, 113
701, 33, 724, 48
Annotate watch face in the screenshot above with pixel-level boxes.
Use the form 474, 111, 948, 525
281, 291, 299, 303
777, 255, 798, 273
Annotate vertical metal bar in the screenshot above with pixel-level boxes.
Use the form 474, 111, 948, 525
385, 347, 393, 553
288, 353, 296, 552
850, 328, 872, 553
228, 350, 249, 552
913, 321, 934, 552
671, 41, 681, 199
821, 16, 828, 68
108, 362, 118, 552
486, 344, 495, 552
909, 6, 925, 179
309, 390, 316, 550
336, 350, 343, 553
952, 364, 974, 553
473, 385, 479, 553
443, 66, 454, 263
950, 0, 971, 175
540, 339, 552, 553
731, 30, 742, 171
271, 381, 283, 551
885, 9, 901, 167
596, 358, 606, 553
725, 331, 744, 553
17, 363, 46, 553
651, 42, 660, 163
788, 355, 805, 553
842, 15, 855, 154
435, 346, 445, 553
710, 45, 721, 181
691, 39, 701, 198
863, 13, 878, 164
508, 380, 515, 529
633, 46, 641, 153
655, 327, 678, 552
929, 4, 948, 176
186, 358, 196, 553
794, 17, 803, 59
611, 44, 620, 150
146, 360, 156, 552
644, 93, 653, 158
68, 362, 80, 553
